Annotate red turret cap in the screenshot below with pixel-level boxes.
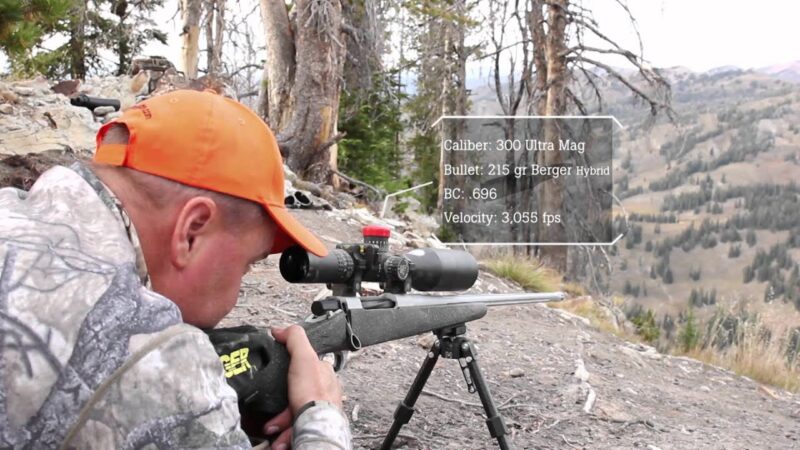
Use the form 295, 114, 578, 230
363, 224, 391, 238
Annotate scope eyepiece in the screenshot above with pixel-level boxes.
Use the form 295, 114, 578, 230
279, 246, 354, 284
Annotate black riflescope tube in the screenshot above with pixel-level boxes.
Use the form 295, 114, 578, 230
403, 248, 478, 291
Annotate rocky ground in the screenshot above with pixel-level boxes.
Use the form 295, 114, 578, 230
221, 208, 800, 450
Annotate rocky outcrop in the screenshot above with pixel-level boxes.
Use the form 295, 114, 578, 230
0, 78, 99, 156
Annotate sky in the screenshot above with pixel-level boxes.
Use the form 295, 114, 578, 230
2, 0, 798, 76
587, 0, 800, 72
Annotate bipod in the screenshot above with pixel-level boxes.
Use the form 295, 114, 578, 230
380, 324, 512, 450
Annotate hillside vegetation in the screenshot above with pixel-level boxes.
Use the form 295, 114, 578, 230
470, 66, 800, 389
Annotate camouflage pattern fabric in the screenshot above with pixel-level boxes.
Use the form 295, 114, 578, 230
0, 165, 351, 449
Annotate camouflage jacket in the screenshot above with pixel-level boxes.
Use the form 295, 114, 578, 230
0, 164, 351, 449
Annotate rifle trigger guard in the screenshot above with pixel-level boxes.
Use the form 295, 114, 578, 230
345, 317, 362, 351
332, 351, 349, 372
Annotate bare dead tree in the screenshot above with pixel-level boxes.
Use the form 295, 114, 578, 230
487, 0, 533, 247
431, 0, 474, 237
259, 0, 346, 184
217, 0, 264, 107
516, 0, 672, 273
203, 0, 226, 76
535, 0, 570, 270
340, 0, 385, 112
180, 0, 203, 78
257, 0, 295, 125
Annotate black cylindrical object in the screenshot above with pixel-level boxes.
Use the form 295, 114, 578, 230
280, 245, 479, 293
69, 94, 121, 111
279, 246, 354, 284
404, 248, 478, 291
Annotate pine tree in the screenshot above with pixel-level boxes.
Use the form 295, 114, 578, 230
5, 0, 166, 78
338, 73, 407, 192
623, 280, 632, 295
0, 0, 71, 58
630, 309, 660, 343
663, 268, 674, 284
746, 229, 757, 247
689, 289, 699, 307
679, 309, 700, 352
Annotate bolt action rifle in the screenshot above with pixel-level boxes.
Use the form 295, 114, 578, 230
207, 225, 565, 449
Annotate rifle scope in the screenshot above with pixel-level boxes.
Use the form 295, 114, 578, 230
279, 225, 478, 292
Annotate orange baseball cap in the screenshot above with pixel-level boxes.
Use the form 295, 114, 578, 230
94, 89, 327, 257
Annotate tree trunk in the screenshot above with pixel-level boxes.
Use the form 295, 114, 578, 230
69, 0, 87, 79
214, 0, 225, 73
528, 0, 547, 116
452, 0, 468, 237
436, 23, 451, 212
115, 0, 130, 76
341, 0, 381, 103
181, 0, 202, 79
259, 0, 296, 128
538, 0, 568, 271
275, 0, 345, 184
205, 0, 225, 75
526, 0, 547, 255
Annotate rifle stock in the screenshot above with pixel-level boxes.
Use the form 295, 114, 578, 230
207, 291, 565, 420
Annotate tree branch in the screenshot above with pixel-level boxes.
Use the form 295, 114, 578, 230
576, 64, 604, 111
564, 45, 637, 64
565, 87, 587, 115
316, 131, 346, 154
330, 169, 384, 198
572, 55, 673, 118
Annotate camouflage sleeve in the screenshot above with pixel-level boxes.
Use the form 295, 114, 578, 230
293, 403, 352, 449
66, 324, 251, 449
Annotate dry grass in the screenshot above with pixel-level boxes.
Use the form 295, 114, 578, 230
561, 281, 587, 297
484, 254, 800, 393
547, 296, 639, 340
553, 297, 800, 393
683, 346, 799, 393
484, 255, 560, 293
674, 314, 800, 393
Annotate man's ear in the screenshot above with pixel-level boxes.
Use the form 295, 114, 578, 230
170, 197, 219, 268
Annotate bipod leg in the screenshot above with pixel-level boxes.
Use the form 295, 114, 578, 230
457, 338, 512, 450
380, 339, 441, 450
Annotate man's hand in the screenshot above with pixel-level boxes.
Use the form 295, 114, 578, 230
262, 325, 343, 449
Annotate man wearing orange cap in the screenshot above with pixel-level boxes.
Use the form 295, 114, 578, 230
0, 90, 350, 449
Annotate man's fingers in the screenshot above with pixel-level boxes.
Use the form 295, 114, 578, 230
271, 325, 316, 360
270, 428, 292, 450
269, 326, 288, 342
262, 408, 291, 436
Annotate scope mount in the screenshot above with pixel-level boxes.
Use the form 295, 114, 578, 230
328, 225, 415, 297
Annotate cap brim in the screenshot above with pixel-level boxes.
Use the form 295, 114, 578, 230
265, 204, 328, 257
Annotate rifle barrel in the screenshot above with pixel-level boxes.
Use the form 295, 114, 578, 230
387, 292, 566, 308
313, 292, 566, 315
